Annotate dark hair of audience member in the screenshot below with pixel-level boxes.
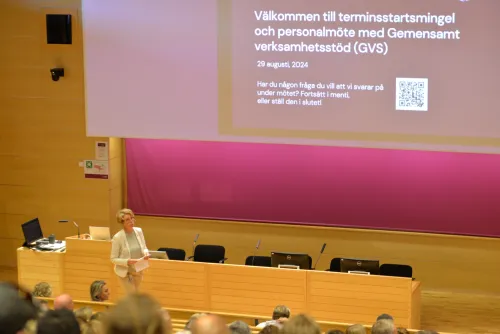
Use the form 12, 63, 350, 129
327, 330, 345, 334
376, 314, 394, 322
229, 321, 251, 334
258, 325, 280, 334
36, 308, 80, 334
282, 314, 321, 334
0, 282, 38, 334
104, 293, 171, 334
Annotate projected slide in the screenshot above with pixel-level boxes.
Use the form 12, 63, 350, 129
83, 0, 500, 152
221, 0, 498, 142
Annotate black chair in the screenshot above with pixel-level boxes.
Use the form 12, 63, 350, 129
380, 264, 413, 278
157, 247, 186, 261
187, 245, 227, 263
307, 255, 313, 270
326, 258, 342, 272
245, 256, 271, 267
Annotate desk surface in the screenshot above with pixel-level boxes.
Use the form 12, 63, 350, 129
17, 238, 421, 328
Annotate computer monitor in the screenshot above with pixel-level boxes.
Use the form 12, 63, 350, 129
21, 218, 43, 246
340, 258, 380, 275
89, 226, 111, 241
271, 252, 310, 270
149, 250, 168, 259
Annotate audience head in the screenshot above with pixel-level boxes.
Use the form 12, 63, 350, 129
327, 330, 344, 334
75, 306, 93, 325
371, 320, 396, 334
191, 314, 229, 334
376, 314, 394, 322
0, 282, 37, 334
32, 282, 52, 298
54, 294, 74, 310
36, 309, 80, 334
346, 324, 366, 334
397, 328, 409, 334
282, 314, 321, 334
104, 293, 171, 334
90, 280, 110, 302
258, 325, 280, 334
117, 208, 136, 233
229, 321, 251, 334
416, 331, 438, 334
272, 305, 291, 321
185, 313, 207, 330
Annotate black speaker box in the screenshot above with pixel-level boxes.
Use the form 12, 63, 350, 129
46, 14, 72, 45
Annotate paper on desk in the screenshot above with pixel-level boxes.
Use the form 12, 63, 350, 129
133, 257, 149, 272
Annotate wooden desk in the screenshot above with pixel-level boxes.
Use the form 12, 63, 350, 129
17, 238, 421, 328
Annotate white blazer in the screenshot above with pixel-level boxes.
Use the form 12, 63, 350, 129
110, 227, 149, 278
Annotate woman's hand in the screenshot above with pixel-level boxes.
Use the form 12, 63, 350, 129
143, 255, 150, 260
127, 259, 138, 265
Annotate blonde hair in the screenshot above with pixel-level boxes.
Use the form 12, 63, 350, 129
104, 293, 171, 334
116, 208, 135, 224
282, 315, 321, 334
82, 320, 103, 334
90, 280, 107, 301
75, 306, 93, 325
33, 282, 52, 297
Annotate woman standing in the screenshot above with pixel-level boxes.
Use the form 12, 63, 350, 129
110, 209, 150, 293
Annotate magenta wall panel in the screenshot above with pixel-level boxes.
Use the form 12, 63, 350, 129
126, 139, 500, 237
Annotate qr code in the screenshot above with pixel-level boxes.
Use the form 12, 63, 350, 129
395, 78, 428, 111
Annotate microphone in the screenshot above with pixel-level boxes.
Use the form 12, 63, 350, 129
312, 243, 327, 270
58, 220, 80, 238
251, 239, 261, 266
191, 233, 199, 260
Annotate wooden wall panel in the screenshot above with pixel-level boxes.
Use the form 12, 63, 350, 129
138, 216, 500, 295
0, 0, 124, 270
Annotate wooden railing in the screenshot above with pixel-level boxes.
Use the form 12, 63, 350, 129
37, 298, 454, 334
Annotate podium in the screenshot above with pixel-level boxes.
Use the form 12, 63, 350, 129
17, 237, 421, 328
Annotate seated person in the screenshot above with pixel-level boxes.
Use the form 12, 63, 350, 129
90, 280, 110, 302
256, 305, 290, 329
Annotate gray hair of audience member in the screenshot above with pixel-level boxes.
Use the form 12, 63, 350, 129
272, 305, 291, 320
346, 324, 366, 334
282, 314, 321, 334
371, 320, 395, 334
33, 282, 52, 298
376, 314, 394, 322
229, 321, 251, 334
0, 282, 37, 334
185, 313, 207, 330
37, 308, 81, 334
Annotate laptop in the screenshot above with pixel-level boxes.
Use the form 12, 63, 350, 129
21, 218, 44, 247
89, 226, 111, 241
149, 250, 168, 259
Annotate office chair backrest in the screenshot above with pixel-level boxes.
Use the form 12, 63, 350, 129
158, 247, 186, 261
245, 256, 272, 267
380, 263, 413, 278
194, 245, 226, 263
329, 258, 342, 272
